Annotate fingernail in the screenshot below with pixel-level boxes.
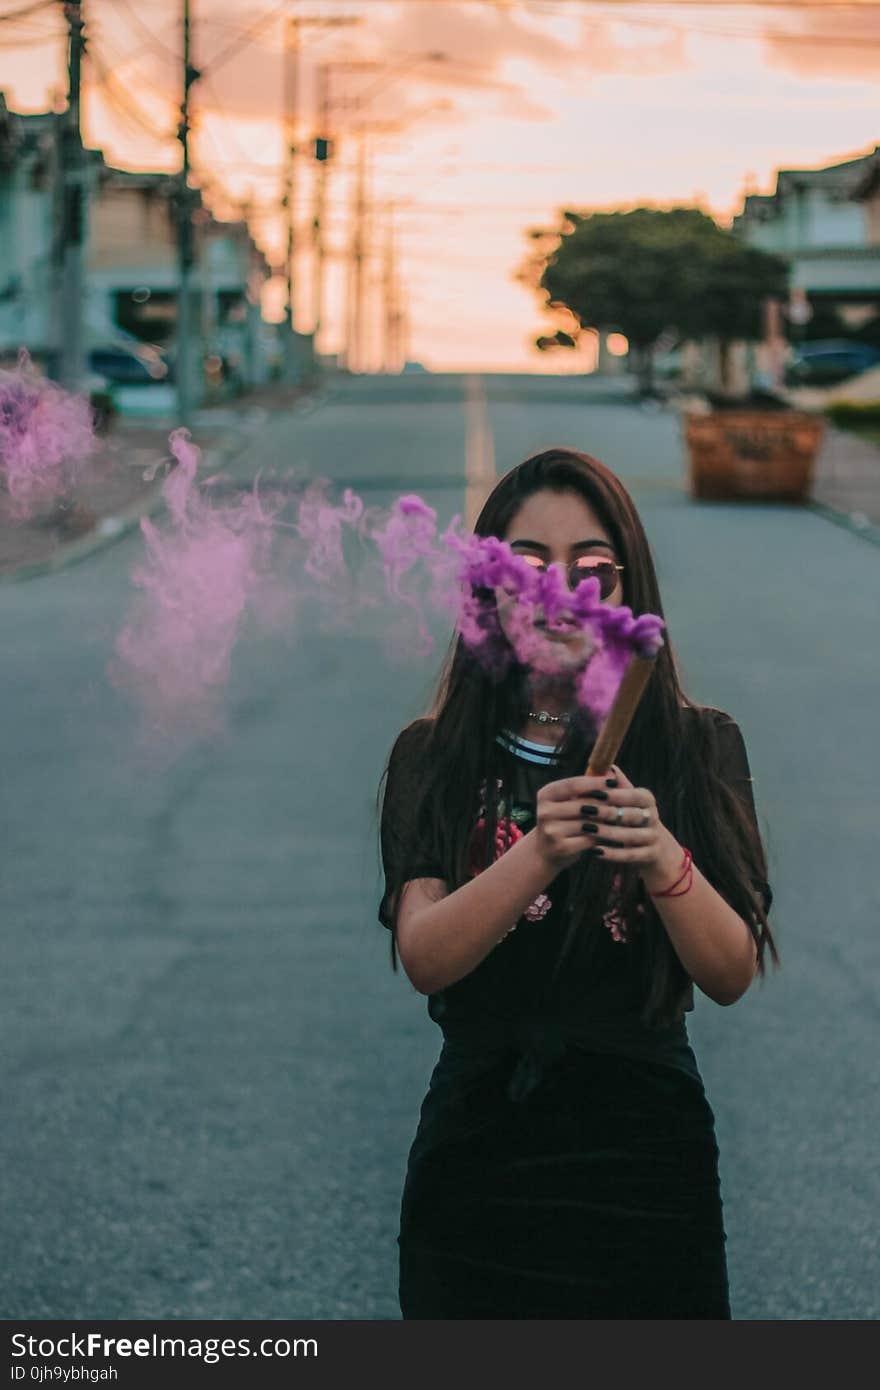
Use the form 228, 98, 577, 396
590, 790, 609, 801
597, 837, 615, 847
580, 804, 600, 816
605, 778, 618, 788
593, 847, 606, 857
581, 822, 598, 834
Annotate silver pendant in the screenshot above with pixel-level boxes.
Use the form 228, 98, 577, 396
529, 709, 571, 726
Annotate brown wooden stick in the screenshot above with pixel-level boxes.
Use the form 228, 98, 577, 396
585, 653, 657, 776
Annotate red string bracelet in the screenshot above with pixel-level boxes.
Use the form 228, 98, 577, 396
646, 846, 694, 899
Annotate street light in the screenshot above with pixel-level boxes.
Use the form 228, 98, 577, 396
282, 11, 361, 381
312, 52, 451, 366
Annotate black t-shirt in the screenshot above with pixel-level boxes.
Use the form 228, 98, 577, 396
378, 707, 772, 1089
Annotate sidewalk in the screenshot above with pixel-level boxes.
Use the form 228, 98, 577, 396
810, 423, 880, 539
782, 373, 880, 541
0, 378, 320, 583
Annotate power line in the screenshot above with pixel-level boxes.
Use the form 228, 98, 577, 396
106, 0, 180, 63
0, 1, 56, 22
199, 0, 291, 79
198, 71, 278, 166
528, 0, 880, 39
273, 1, 880, 6
0, 25, 62, 44
85, 39, 174, 144
485, 2, 880, 7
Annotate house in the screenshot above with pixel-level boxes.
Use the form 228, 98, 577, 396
0, 93, 273, 399
852, 148, 880, 247
0, 96, 62, 365
89, 165, 273, 391
733, 146, 880, 344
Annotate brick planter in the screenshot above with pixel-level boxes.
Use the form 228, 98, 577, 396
683, 410, 826, 502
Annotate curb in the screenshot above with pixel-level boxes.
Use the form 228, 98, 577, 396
0, 476, 169, 585
0, 388, 326, 585
804, 498, 880, 550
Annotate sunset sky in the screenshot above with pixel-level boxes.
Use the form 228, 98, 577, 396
2, 1, 879, 371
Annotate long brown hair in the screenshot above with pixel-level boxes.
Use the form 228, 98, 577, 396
377, 447, 779, 1027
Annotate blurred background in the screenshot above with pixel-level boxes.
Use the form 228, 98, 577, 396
2, 0, 880, 406
2, 1, 878, 1323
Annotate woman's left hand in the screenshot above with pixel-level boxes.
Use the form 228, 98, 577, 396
586, 763, 683, 890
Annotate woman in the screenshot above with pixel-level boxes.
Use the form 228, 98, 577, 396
377, 448, 778, 1319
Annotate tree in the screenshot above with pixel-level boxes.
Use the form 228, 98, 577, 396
535, 330, 577, 352
685, 237, 791, 395
533, 207, 789, 395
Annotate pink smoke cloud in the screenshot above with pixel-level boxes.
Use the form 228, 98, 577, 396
0, 352, 96, 523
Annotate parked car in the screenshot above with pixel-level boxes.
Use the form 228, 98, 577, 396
784, 339, 880, 387
652, 343, 683, 380
88, 343, 171, 385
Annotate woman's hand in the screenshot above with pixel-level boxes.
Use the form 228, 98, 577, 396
586, 763, 684, 888
534, 762, 683, 885
533, 769, 616, 872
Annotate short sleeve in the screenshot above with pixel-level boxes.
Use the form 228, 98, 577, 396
378, 719, 446, 930
712, 713, 773, 915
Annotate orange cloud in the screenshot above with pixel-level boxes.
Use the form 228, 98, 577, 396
761, 4, 880, 81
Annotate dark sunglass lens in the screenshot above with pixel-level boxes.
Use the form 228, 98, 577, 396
520, 555, 545, 577
570, 559, 617, 598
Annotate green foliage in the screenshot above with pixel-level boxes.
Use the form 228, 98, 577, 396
538, 207, 789, 350
825, 400, 880, 427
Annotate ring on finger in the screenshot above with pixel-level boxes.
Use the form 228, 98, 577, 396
615, 806, 624, 824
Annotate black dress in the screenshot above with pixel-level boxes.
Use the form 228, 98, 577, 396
379, 711, 772, 1319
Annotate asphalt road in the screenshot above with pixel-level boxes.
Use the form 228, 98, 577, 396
1, 373, 877, 1320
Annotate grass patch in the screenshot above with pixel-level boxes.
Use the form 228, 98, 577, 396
825, 401, 880, 450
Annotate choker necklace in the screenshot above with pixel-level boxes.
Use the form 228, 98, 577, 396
528, 709, 572, 727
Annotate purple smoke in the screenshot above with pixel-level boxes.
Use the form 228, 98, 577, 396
0, 352, 96, 522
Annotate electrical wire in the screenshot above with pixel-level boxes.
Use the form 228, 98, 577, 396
106, 0, 180, 63
198, 72, 278, 166
0, 25, 62, 45
85, 39, 175, 145
526, 0, 880, 42
0, 0, 57, 23
199, 0, 291, 79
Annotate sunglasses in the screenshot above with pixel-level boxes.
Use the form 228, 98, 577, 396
519, 553, 624, 601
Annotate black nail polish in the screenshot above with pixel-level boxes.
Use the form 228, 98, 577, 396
597, 837, 615, 847
593, 847, 606, 857
605, 778, 618, 788
581, 822, 598, 834
580, 804, 600, 816
591, 790, 609, 801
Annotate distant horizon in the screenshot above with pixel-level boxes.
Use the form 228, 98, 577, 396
2, 0, 878, 372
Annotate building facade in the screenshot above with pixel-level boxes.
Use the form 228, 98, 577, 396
733, 146, 880, 346
0, 94, 273, 399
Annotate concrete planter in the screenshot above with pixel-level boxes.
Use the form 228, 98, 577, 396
683, 409, 825, 502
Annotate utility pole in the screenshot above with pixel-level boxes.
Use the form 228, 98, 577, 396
311, 63, 331, 355
347, 126, 368, 373
57, 1, 87, 392
313, 51, 440, 367
176, 0, 200, 428
398, 293, 410, 370
282, 15, 358, 375
382, 201, 399, 375
282, 11, 302, 381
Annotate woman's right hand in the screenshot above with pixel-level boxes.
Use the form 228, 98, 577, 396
534, 772, 613, 871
